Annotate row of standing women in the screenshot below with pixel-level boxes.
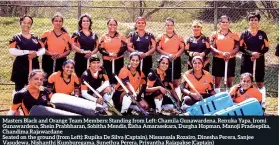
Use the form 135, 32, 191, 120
8, 12, 269, 115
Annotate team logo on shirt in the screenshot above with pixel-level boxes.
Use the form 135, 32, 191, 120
41, 95, 47, 101
32, 39, 38, 44
145, 36, 149, 39
99, 74, 103, 79
137, 37, 140, 41
204, 80, 208, 85
259, 35, 263, 40
202, 39, 205, 43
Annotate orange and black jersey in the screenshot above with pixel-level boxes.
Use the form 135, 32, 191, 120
99, 33, 127, 60
229, 86, 262, 103
157, 33, 185, 54
147, 68, 173, 90
72, 30, 98, 51
48, 71, 80, 95
128, 31, 155, 53
239, 30, 269, 56
9, 33, 44, 51
41, 31, 72, 54
182, 70, 214, 96
115, 66, 146, 91
185, 35, 210, 58
81, 68, 109, 95
211, 30, 239, 58
11, 88, 52, 116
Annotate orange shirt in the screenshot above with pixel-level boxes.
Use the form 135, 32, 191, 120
182, 70, 214, 94
100, 33, 126, 60
157, 33, 184, 54
41, 31, 72, 54
48, 71, 80, 95
211, 30, 239, 58
230, 86, 262, 103
115, 66, 146, 91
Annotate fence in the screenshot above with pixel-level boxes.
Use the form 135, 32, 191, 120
0, 1, 278, 109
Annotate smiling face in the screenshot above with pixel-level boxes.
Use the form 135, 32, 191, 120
159, 58, 169, 71
81, 16, 90, 30
62, 63, 74, 76
90, 61, 101, 72
192, 58, 203, 71
192, 25, 202, 35
29, 72, 44, 90
136, 20, 146, 31
240, 75, 253, 90
20, 17, 32, 33
165, 21, 174, 34
248, 17, 259, 29
52, 16, 63, 30
219, 18, 230, 30
107, 19, 118, 33
130, 55, 140, 69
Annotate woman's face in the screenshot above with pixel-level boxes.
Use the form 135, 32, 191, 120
248, 17, 259, 29
219, 18, 230, 30
108, 20, 117, 33
90, 61, 100, 72
192, 25, 202, 35
240, 75, 252, 90
136, 20, 146, 31
130, 55, 140, 69
63, 63, 74, 76
165, 21, 174, 34
52, 16, 63, 30
29, 72, 44, 89
21, 17, 32, 32
81, 16, 90, 30
192, 58, 203, 71
159, 58, 169, 71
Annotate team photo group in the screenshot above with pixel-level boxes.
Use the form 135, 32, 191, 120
7, 11, 271, 116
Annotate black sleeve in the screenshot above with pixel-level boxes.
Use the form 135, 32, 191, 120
71, 31, 80, 42
13, 91, 23, 105
203, 37, 211, 55
259, 31, 269, 54
185, 37, 191, 56
98, 42, 110, 56
149, 33, 155, 41
116, 40, 127, 57
239, 32, 253, 56
147, 72, 156, 82
127, 32, 134, 43
275, 44, 279, 56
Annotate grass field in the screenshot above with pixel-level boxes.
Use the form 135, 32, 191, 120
0, 16, 278, 115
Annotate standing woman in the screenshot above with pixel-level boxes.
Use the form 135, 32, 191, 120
7, 70, 53, 116
99, 18, 127, 86
239, 12, 269, 108
210, 15, 239, 93
9, 15, 45, 91
47, 59, 80, 96
156, 18, 185, 97
41, 12, 72, 78
127, 17, 156, 77
185, 20, 211, 71
72, 14, 99, 78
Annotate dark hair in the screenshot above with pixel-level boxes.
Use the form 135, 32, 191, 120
157, 55, 170, 67
165, 18, 175, 26
135, 17, 146, 24
129, 52, 141, 60
62, 59, 75, 67
107, 18, 118, 26
247, 12, 261, 21
240, 73, 254, 82
218, 15, 230, 23
78, 14, 92, 31
191, 56, 204, 68
52, 12, 68, 33
28, 69, 46, 80
20, 15, 33, 25
89, 56, 100, 63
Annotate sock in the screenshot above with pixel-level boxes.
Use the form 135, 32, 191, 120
121, 95, 132, 113
154, 98, 163, 113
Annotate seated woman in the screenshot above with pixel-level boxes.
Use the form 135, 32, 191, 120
181, 56, 215, 109
113, 52, 148, 115
7, 69, 53, 116
47, 59, 80, 96
145, 55, 180, 114
229, 73, 262, 104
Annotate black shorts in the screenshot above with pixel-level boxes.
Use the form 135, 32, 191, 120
241, 55, 265, 82
168, 57, 181, 80
112, 90, 123, 111
212, 57, 236, 77
74, 53, 87, 78
103, 58, 124, 85
142, 56, 153, 77
42, 55, 66, 78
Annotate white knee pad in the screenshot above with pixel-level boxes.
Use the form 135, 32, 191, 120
154, 98, 163, 113
102, 93, 113, 109
258, 86, 266, 108
121, 95, 132, 113
162, 104, 175, 110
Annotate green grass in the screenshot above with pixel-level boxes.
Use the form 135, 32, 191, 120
0, 15, 278, 115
